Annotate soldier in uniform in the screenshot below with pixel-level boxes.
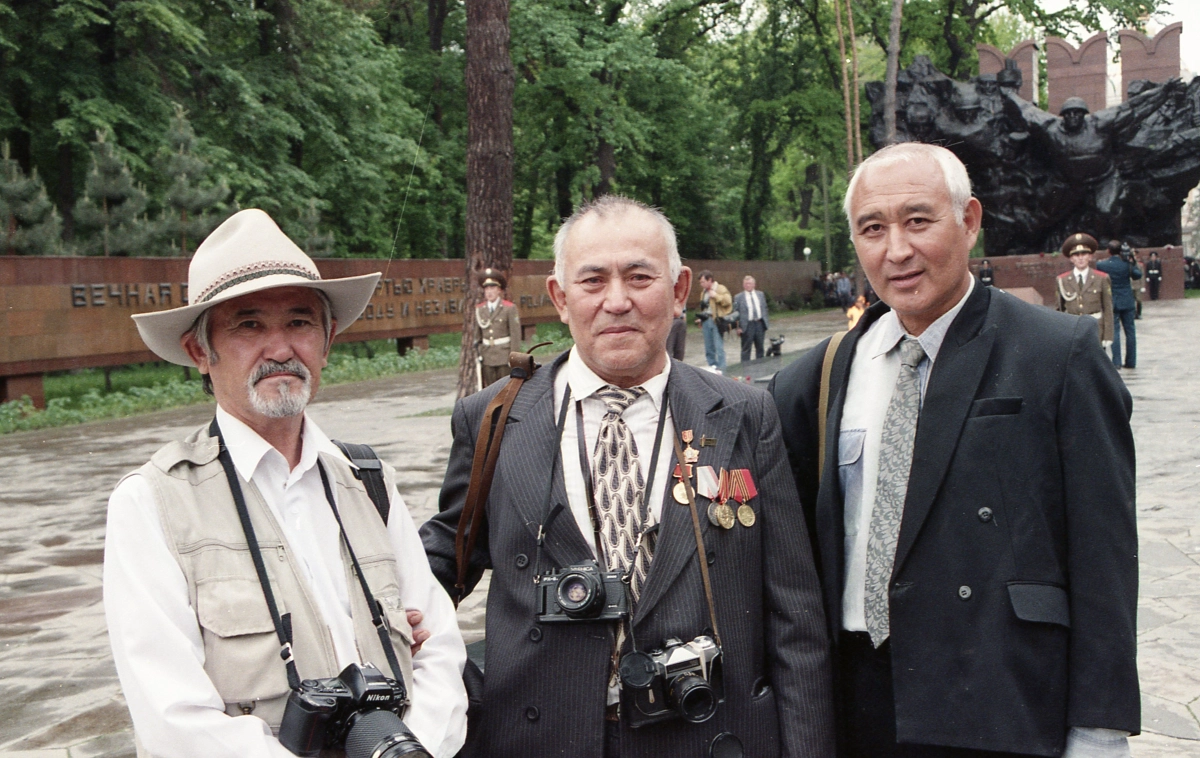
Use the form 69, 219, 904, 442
473, 268, 522, 388
1056, 232, 1113, 348
1145, 251, 1163, 300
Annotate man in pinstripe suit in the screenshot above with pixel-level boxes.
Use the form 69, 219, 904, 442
421, 195, 834, 758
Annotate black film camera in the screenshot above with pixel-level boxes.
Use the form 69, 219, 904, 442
766, 334, 785, 357
619, 635, 724, 726
278, 662, 430, 758
536, 561, 630, 623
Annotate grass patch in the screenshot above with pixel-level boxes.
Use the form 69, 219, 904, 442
1185, 288, 1200, 298
1, 324, 573, 435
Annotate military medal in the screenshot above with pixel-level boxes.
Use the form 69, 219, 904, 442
672, 463, 693, 504
681, 430, 700, 464
710, 468, 735, 529
695, 466, 720, 500
727, 469, 759, 527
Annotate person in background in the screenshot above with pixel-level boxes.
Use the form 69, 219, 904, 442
1056, 233, 1114, 348
696, 270, 731, 374
734, 275, 769, 362
978, 259, 995, 287
1145, 251, 1162, 301
474, 268, 522, 388
846, 294, 868, 331
1097, 239, 1142, 369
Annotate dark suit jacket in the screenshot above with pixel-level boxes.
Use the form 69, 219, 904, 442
422, 354, 834, 758
769, 283, 1139, 757
734, 290, 769, 331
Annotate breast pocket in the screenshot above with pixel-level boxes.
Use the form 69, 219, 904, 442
838, 429, 866, 536
195, 577, 290, 703
969, 397, 1023, 418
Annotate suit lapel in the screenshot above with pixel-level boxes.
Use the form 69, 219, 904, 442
500, 352, 596, 570
634, 363, 737, 624
892, 284, 996, 574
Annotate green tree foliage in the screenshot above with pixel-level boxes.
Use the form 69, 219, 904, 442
155, 105, 229, 256
73, 131, 149, 256
0, 140, 62, 254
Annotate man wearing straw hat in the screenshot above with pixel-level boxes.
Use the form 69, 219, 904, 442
103, 209, 467, 757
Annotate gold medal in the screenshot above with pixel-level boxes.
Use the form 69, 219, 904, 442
715, 503, 736, 529
673, 480, 690, 504
737, 504, 756, 528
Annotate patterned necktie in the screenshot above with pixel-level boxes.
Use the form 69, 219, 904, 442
592, 384, 653, 600
863, 336, 926, 647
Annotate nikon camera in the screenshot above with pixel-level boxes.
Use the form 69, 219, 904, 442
537, 561, 630, 623
619, 636, 724, 727
278, 662, 430, 758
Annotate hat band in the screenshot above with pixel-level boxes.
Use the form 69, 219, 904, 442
196, 262, 321, 304
1069, 245, 1092, 255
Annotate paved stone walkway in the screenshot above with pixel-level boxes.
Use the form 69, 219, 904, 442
0, 302, 1196, 756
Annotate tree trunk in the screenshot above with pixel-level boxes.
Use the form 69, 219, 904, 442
884, 0, 904, 144
821, 163, 832, 272
831, 0, 855, 173
595, 138, 615, 197
458, 0, 515, 399
845, 0, 863, 164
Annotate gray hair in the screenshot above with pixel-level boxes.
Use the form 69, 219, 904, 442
185, 289, 334, 394
552, 195, 681, 286
843, 143, 973, 227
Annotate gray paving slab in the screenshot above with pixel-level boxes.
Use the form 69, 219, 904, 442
0, 301, 1196, 755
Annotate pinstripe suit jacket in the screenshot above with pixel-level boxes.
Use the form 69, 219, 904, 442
421, 353, 834, 758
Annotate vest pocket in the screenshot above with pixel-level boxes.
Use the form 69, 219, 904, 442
195, 577, 291, 702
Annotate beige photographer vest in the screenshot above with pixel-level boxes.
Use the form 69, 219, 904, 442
126, 424, 414, 751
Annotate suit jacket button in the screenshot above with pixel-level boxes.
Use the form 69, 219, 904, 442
958, 585, 972, 600
525, 706, 540, 721
515, 553, 529, 569
977, 507, 993, 523
529, 627, 542, 642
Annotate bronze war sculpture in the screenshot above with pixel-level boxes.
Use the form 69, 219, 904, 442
865, 56, 1200, 256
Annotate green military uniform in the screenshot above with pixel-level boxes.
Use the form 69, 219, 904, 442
474, 269, 521, 388
1056, 233, 1114, 344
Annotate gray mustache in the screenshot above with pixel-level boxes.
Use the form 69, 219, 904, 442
250, 359, 310, 385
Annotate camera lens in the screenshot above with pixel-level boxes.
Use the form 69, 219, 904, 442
344, 710, 431, 758
671, 675, 719, 724
555, 570, 604, 618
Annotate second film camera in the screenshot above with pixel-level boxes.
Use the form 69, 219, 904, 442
537, 561, 631, 623
620, 635, 724, 726
278, 662, 430, 758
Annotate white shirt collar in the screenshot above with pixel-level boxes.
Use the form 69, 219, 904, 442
565, 345, 671, 410
214, 405, 351, 482
870, 275, 975, 364
1076, 268, 1089, 283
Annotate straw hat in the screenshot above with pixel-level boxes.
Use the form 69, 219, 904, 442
132, 209, 379, 366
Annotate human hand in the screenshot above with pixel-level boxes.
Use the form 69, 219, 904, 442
1102, 340, 1113, 348
407, 609, 431, 656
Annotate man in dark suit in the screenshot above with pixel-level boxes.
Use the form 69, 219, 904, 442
422, 195, 834, 758
770, 143, 1138, 758
1097, 240, 1142, 369
734, 276, 770, 362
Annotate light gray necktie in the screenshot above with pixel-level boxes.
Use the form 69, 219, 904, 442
592, 384, 653, 600
863, 336, 926, 647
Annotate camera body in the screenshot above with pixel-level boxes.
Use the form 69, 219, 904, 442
278, 662, 429, 758
537, 561, 630, 623
766, 335, 785, 357
620, 636, 724, 727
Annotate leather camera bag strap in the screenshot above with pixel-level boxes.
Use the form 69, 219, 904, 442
671, 434, 722, 648
453, 349, 543, 607
817, 330, 849, 482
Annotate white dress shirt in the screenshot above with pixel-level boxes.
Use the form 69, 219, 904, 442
104, 406, 467, 758
839, 277, 974, 631
553, 346, 675, 560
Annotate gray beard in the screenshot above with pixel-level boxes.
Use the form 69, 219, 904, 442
246, 360, 312, 418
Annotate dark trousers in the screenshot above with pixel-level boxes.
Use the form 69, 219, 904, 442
740, 320, 766, 362
1148, 278, 1160, 300
1111, 307, 1136, 368
666, 316, 687, 361
837, 632, 1033, 758
481, 362, 507, 387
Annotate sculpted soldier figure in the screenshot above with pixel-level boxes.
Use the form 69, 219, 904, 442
1056, 232, 1114, 348
473, 268, 522, 388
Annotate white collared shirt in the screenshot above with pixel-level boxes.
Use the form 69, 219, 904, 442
838, 276, 975, 631
103, 406, 467, 758
553, 347, 675, 560
1076, 268, 1089, 286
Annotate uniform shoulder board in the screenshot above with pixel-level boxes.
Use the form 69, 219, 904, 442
1057, 271, 1071, 279
502, 299, 515, 307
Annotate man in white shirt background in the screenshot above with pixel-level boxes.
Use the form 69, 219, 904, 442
733, 275, 769, 362
104, 209, 467, 758
770, 143, 1138, 758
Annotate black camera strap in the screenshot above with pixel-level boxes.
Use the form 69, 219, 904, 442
533, 385, 573, 582
209, 418, 302, 692
573, 388, 669, 572
316, 464, 407, 690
